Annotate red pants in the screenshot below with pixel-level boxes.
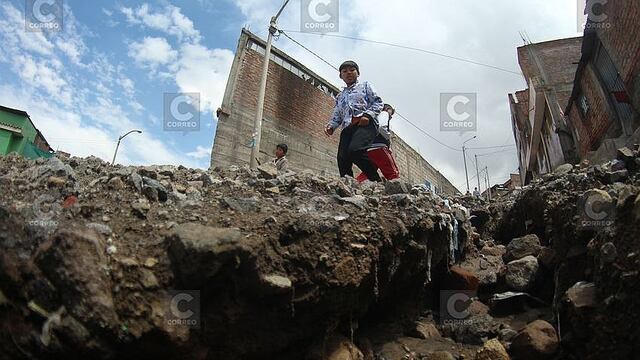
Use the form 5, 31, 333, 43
356, 146, 400, 182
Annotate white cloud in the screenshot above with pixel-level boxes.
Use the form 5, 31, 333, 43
0, 3, 55, 56
186, 145, 212, 159
129, 100, 144, 113
122, 4, 235, 115
118, 76, 135, 97
120, 4, 201, 42
128, 36, 178, 66
175, 44, 234, 113
12, 54, 72, 106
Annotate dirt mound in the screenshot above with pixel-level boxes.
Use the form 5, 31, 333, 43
0, 154, 470, 360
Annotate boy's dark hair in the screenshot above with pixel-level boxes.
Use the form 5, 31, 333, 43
383, 103, 394, 113
339, 60, 359, 74
276, 143, 288, 154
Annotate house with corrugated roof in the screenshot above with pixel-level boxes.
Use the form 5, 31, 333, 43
0, 105, 53, 159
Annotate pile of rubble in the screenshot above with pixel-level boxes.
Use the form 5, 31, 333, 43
366, 145, 640, 360
0, 154, 471, 359
452, 146, 640, 360
0, 143, 638, 360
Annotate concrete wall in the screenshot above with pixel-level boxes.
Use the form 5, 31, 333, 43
211, 29, 459, 195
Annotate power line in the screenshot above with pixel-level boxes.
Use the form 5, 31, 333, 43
279, 29, 522, 76
277, 29, 519, 156
279, 29, 462, 153
475, 148, 516, 157
279, 30, 339, 71
468, 144, 515, 150
394, 112, 461, 152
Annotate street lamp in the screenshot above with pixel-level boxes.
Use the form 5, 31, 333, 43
462, 135, 477, 193
249, 0, 291, 169
112, 129, 142, 165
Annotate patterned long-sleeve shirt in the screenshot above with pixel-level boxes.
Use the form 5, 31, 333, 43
326, 80, 384, 130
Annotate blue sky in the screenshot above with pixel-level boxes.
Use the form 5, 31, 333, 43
0, 0, 249, 168
0, 0, 585, 191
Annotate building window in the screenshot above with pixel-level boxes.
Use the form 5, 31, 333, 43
579, 93, 589, 117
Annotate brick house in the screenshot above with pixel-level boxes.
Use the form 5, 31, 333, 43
509, 37, 583, 184
564, 0, 640, 163
211, 29, 459, 195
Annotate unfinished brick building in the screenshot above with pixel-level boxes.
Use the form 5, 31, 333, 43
564, 0, 640, 162
509, 37, 584, 184
211, 29, 458, 195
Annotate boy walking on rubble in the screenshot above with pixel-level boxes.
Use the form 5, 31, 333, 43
324, 60, 383, 181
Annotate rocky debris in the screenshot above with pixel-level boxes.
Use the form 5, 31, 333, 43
554, 163, 573, 175
2, 146, 640, 359
141, 176, 168, 202
307, 336, 364, 360
474, 338, 510, 360
445, 266, 480, 291
605, 169, 629, 183
85, 222, 112, 236
408, 320, 441, 339
458, 253, 504, 288
425, 351, 455, 360
617, 147, 637, 171
488, 292, 546, 316
505, 256, 539, 291
261, 274, 293, 294
139, 268, 159, 289
468, 143, 640, 359
0, 154, 470, 360
336, 179, 354, 197
599, 242, 617, 264
439, 314, 500, 345
35, 228, 119, 335
565, 281, 596, 308
166, 224, 249, 287
480, 243, 506, 257
536, 248, 556, 269
384, 180, 410, 195
504, 234, 541, 262
510, 320, 559, 360
468, 300, 489, 316
559, 281, 598, 352
257, 164, 278, 179
107, 176, 125, 190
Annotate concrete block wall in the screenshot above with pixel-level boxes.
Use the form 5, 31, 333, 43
212, 30, 459, 195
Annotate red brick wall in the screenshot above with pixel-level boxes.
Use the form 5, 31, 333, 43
597, 0, 640, 128
569, 64, 614, 156
233, 49, 339, 150
598, 0, 640, 86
